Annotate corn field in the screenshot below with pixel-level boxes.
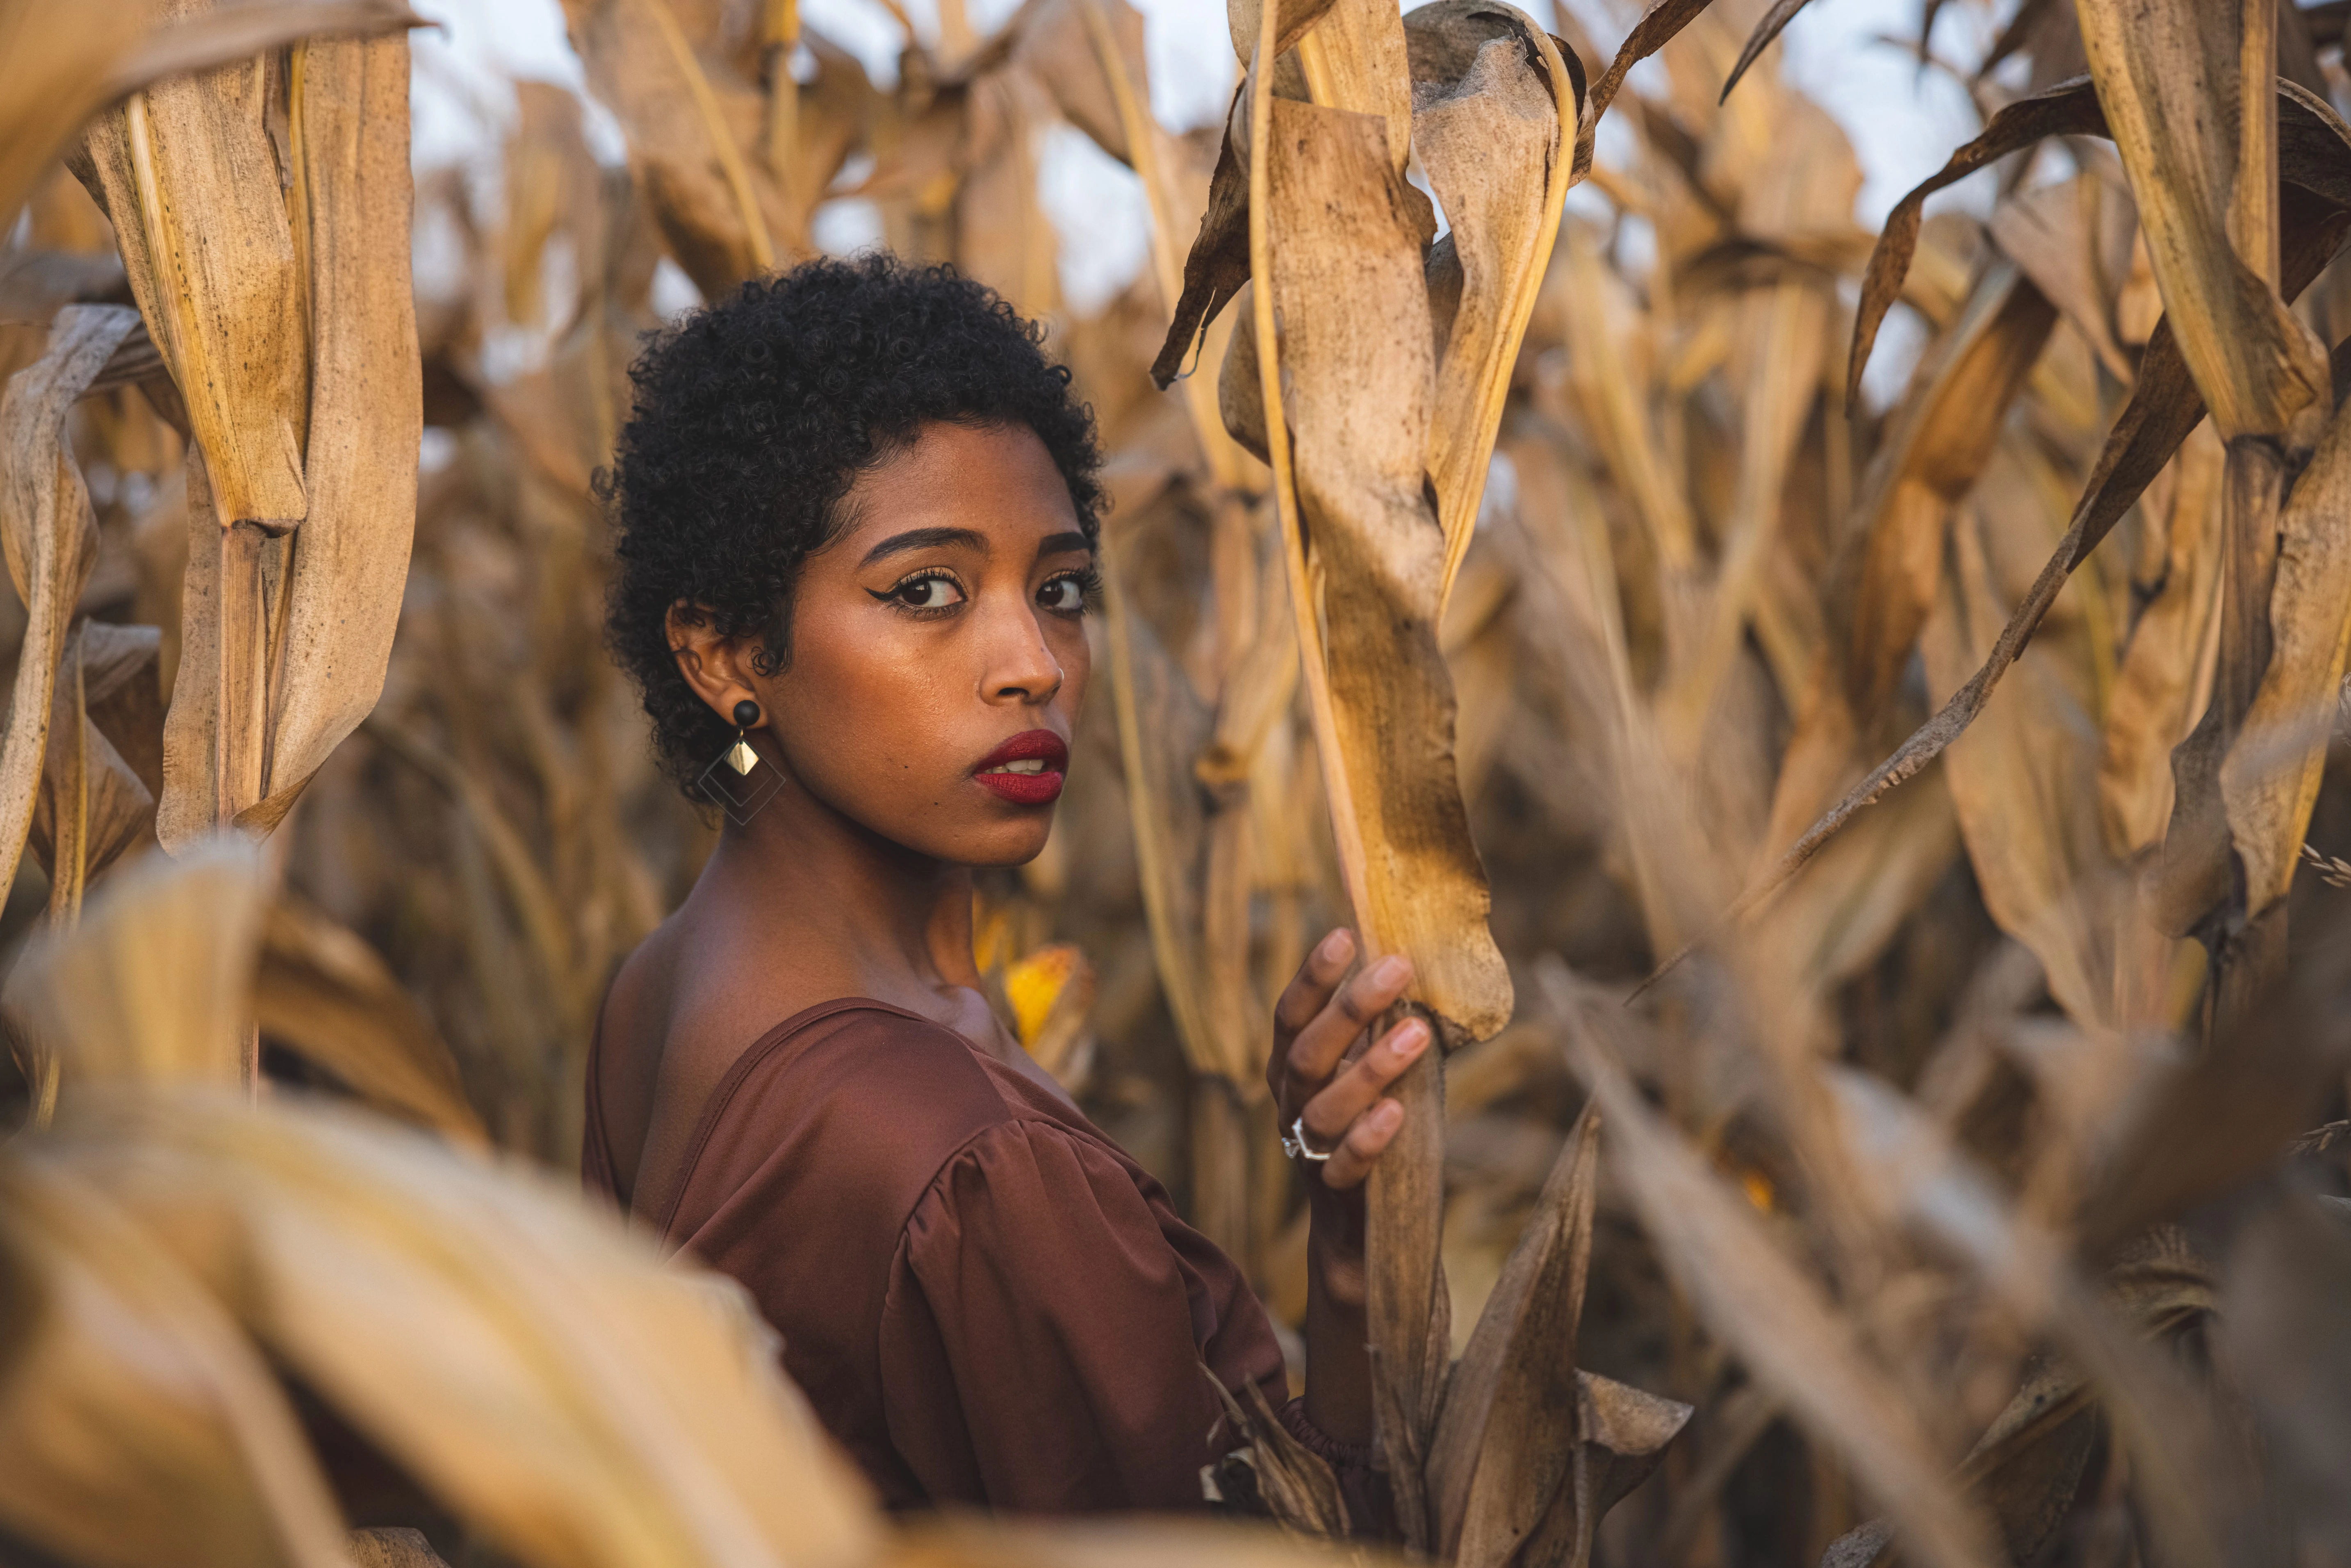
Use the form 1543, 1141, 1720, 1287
7, 0, 2351, 1563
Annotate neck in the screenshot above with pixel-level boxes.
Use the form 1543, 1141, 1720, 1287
695, 770, 981, 1001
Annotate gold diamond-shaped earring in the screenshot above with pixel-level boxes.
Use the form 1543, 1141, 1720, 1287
698, 698, 784, 825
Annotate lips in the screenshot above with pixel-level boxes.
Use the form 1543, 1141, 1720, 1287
972, 729, 1068, 806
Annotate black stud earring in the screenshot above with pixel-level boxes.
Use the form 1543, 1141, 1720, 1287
698, 696, 783, 825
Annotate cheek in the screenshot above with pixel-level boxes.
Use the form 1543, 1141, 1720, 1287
769, 616, 966, 795
1057, 624, 1093, 712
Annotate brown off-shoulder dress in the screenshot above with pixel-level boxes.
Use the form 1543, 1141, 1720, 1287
583, 997, 1373, 1516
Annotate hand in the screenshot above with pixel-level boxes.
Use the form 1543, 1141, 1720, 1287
1267, 929, 1430, 1192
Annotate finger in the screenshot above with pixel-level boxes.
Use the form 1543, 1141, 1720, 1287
1296, 1017, 1431, 1147
1319, 1098, 1406, 1191
1271, 929, 1357, 1052
1284, 953, 1414, 1097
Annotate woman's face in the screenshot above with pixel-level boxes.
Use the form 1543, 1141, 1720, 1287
711, 419, 1094, 867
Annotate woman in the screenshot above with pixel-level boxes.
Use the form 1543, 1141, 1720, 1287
590, 256, 1429, 1520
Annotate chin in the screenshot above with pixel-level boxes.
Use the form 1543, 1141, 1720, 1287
871, 802, 1056, 869
953, 818, 1056, 870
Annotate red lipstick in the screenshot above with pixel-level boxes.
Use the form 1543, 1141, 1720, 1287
972, 729, 1068, 805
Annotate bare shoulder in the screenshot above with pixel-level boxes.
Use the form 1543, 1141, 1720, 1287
590, 916, 689, 1207
595, 902, 816, 1203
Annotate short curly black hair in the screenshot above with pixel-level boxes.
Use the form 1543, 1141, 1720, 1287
604, 254, 1104, 800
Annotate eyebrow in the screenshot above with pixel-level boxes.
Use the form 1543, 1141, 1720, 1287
859, 526, 986, 567
858, 525, 1096, 568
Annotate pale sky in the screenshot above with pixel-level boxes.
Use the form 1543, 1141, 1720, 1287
406, 0, 2000, 337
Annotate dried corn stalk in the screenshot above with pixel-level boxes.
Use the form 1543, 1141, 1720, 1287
557, 0, 794, 294
1691, 44, 2351, 1038
0, 842, 882, 1568
0, 0, 424, 231
0, 1147, 351, 1568
73, 11, 422, 854
1145, 0, 1723, 1546
0, 305, 142, 917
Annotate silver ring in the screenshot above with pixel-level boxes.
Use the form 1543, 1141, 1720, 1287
1282, 1114, 1335, 1163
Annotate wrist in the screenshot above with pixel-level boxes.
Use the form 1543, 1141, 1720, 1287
1301, 1216, 1375, 1446
1306, 1205, 1369, 1320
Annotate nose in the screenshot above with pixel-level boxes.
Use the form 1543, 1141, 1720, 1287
980, 594, 1064, 707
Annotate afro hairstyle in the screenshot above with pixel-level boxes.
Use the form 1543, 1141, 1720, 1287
603, 254, 1104, 802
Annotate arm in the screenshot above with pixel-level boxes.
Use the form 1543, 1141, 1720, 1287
882, 1120, 1285, 1513
1265, 931, 1428, 1447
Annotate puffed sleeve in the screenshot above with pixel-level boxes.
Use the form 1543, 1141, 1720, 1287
877, 1119, 1272, 1513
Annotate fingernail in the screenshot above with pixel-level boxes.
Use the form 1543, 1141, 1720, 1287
1372, 954, 1410, 987
1319, 929, 1353, 963
1378, 1101, 1405, 1130
1393, 1021, 1430, 1057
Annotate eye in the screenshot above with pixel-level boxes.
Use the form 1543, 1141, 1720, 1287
1037, 567, 1099, 616
880, 571, 966, 612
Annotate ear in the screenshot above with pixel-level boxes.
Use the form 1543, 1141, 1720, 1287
667, 604, 767, 724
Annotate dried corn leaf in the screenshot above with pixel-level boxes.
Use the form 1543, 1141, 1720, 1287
76, 10, 310, 533
1823, 1067, 2238, 1568
43, 1089, 882, 1568
1753, 259, 2052, 865
956, 69, 1060, 320
889, 1516, 1381, 1568
0, 4, 148, 232
1853, 73, 2351, 408
1717, 195, 2351, 958
1298, 0, 1415, 182
2220, 392, 2351, 917
1552, 964, 1999, 1568
1427, 1102, 1600, 1565
1251, 91, 1510, 1042
1553, 219, 1699, 585
235, 33, 422, 839
28, 622, 160, 922
1203, 1373, 1350, 1537
1895, 1360, 2100, 1568
1989, 179, 2133, 383
255, 894, 487, 1145
1751, 758, 1959, 989
1920, 501, 2114, 1031
0, 0, 419, 240
3, 835, 260, 1093
75, 26, 422, 850
1719, 0, 1812, 104
1571, 0, 1716, 183
2217, 1189, 2351, 1550
1224, 0, 1343, 69
103, 3, 422, 100
1012, 0, 1151, 169
0, 304, 140, 907
1846, 81, 2106, 402
1405, 2, 1574, 609
348, 1529, 448, 1568
1663, 102, 1846, 737
1513, 1372, 1691, 1568
560, 0, 788, 297
0, 1155, 347, 1568
1151, 88, 1253, 388
2098, 426, 2224, 858
66, 622, 164, 802
1825, 1362, 2101, 1565
1102, 551, 1233, 1079
1240, 25, 1481, 1530
2075, 0, 2325, 439
1839, 260, 2054, 728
